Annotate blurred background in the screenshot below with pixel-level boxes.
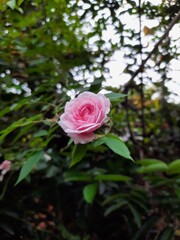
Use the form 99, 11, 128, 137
0, 0, 180, 239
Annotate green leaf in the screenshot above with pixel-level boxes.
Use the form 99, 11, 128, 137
94, 174, 131, 182
136, 159, 165, 166
102, 193, 128, 206
92, 137, 106, 148
83, 183, 98, 204
132, 215, 158, 240
17, 0, 24, 6
64, 172, 91, 182
167, 159, 180, 174
0, 115, 42, 142
89, 78, 104, 93
128, 203, 141, 228
46, 166, 60, 178
0, 106, 11, 118
105, 93, 127, 102
104, 200, 127, 216
70, 144, 87, 167
33, 130, 48, 137
137, 162, 168, 174
20, 114, 42, 126
16, 7, 23, 14
156, 227, 174, 240
59, 224, 81, 240
15, 151, 44, 185
67, 138, 73, 146
9, 98, 28, 111
0, 118, 26, 142
7, 0, 16, 9
104, 134, 133, 161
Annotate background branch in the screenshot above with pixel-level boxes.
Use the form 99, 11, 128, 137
122, 9, 180, 93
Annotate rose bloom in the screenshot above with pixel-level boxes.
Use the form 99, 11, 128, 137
0, 160, 11, 175
59, 92, 110, 144
0, 160, 11, 181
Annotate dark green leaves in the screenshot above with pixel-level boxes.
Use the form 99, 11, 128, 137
69, 133, 133, 167
132, 215, 158, 240
0, 98, 28, 118
136, 158, 180, 175
128, 203, 141, 228
136, 159, 166, 166
156, 227, 174, 240
33, 130, 48, 138
0, 118, 26, 142
16, 151, 44, 185
70, 144, 87, 167
136, 158, 168, 174
94, 174, 131, 182
104, 200, 127, 216
0, 115, 43, 142
64, 172, 91, 182
137, 162, 168, 173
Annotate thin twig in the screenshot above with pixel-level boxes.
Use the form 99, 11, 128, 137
139, 0, 145, 157
122, 9, 180, 93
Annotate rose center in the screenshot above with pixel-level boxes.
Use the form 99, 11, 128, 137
79, 104, 94, 119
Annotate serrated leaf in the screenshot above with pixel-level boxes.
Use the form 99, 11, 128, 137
137, 162, 168, 174
104, 134, 133, 161
167, 159, 180, 174
15, 151, 44, 185
105, 93, 127, 102
94, 174, 131, 182
70, 144, 87, 167
83, 183, 97, 204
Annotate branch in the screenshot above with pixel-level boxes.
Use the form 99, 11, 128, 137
138, 0, 145, 155
122, 9, 180, 93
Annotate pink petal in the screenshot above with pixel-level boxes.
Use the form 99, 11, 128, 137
68, 132, 95, 144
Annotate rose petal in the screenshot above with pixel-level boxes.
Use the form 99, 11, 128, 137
66, 122, 101, 134
68, 132, 95, 144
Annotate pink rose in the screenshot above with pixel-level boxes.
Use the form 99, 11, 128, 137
0, 160, 11, 174
0, 160, 11, 181
59, 92, 110, 144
